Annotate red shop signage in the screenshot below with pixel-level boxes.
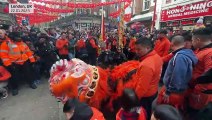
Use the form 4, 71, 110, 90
161, 0, 212, 22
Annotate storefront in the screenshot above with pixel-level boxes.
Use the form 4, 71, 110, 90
127, 12, 153, 30
160, 0, 212, 31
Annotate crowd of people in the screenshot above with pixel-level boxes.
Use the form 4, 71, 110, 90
0, 23, 211, 120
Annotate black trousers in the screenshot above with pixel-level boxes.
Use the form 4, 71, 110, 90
59, 54, 70, 61
88, 53, 97, 66
128, 52, 136, 60
7, 61, 35, 90
139, 92, 158, 120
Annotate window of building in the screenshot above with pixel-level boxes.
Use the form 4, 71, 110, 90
76, 8, 91, 14
143, 0, 150, 11
0, 2, 7, 13
166, 0, 172, 4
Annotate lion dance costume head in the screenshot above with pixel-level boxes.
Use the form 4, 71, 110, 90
49, 58, 110, 108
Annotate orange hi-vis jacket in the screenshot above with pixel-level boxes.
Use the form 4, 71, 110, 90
0, 40, 35, 66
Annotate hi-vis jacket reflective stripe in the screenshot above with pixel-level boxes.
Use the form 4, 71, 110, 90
0, 40, 35, 66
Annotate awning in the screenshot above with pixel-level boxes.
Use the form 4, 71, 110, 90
127, 12, 153, 24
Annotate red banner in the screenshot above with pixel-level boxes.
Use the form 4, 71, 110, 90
109, 2, 131, 18
161, 0, 212, 22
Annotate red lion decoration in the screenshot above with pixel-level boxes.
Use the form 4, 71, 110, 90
49, 58, 140, 109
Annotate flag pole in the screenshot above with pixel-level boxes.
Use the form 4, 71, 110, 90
98, 5, 104, 53
118, 2, 124, 49
99, 5, 104, 42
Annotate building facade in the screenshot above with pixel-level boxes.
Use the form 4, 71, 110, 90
160, 0, 212, 31
0, 0, 16, 25
129, 0, 162, 29
51, 0, 116, 29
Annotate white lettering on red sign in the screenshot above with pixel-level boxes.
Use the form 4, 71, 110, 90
167, 1, 212, 15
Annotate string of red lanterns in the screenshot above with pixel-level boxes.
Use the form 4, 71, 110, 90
34, 4, 74, 13
14, 0, 132, 25
16, 14, 58, 25
109, 1, 131, 18
31, 0, 132, 8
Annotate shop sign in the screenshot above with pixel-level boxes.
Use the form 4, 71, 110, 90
161, 0, 212, 22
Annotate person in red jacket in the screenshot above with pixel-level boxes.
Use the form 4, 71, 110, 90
135, 37, 163, 120
154, 30, 171, 57
188, 28, 212, 111
63, 98, 105, 120
56, 32, 70, 60
86, 37, 98, 65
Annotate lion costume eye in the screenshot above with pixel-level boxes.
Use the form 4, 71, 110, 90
62, 72, 70, 79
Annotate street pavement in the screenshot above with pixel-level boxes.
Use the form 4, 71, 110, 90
0, 80, 65, 120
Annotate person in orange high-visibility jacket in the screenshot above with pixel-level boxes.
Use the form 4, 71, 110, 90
0, 39, 35, 66
0, 32, 37, 96
0, 29, 11, 65
56, 32, 70, 60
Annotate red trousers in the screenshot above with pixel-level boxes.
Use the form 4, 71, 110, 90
157, 86, 186, 110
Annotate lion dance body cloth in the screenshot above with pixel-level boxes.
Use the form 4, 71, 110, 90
49, 59, 140, 109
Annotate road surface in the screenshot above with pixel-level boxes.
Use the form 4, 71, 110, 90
0, 80, 65, 120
